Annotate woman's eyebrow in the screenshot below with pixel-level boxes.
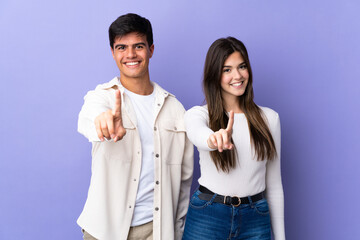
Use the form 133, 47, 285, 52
223, 62, 246, 68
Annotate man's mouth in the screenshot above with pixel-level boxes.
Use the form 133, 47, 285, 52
125, 61, 140, 66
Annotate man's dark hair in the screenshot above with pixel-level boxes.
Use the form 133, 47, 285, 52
109, 13, 153, 49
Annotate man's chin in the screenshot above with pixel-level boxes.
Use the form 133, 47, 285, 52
121, 73, 146, 80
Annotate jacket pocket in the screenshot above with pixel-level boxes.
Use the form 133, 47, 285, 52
163, 119, 186, 133
161, 119, 186, 164
122, 114, 136, 130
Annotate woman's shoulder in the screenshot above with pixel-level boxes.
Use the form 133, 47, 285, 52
188, 104, 208, 111
259, 106, 280, 124
185, 105, 209, 119
259, 106, 279, 117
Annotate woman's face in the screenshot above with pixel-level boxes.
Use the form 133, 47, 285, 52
220, 51, 249, 103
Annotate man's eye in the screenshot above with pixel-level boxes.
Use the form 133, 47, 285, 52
117, 46, 125, 50
136, 45, 144, 49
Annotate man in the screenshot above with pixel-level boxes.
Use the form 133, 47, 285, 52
77, 13, 193, 240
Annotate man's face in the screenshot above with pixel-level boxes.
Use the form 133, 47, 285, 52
111, 32, 154, 81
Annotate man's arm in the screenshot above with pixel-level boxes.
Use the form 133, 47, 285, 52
174, 134, 194, 240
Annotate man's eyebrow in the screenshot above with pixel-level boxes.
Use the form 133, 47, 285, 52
114, 42, 146, 49
114, 44, 126, 49
134, 42, 146, 46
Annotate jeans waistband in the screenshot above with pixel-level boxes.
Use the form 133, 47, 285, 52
198, 185, 265, 207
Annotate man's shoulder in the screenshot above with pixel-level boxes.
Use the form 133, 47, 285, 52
82, 77, 119, 100
93, 77, 120, 91
153, 82, 174, 96
164, 95, 185, 113
154, 83, 184, 108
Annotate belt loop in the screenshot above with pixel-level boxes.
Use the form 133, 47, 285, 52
210, 193, 217, 204
248, 195, 253, 207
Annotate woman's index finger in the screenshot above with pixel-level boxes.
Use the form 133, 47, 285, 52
226, 110, 234, 132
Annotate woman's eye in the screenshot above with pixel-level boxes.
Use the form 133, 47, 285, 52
239, 65, 247, 70
223, 69, 231, 73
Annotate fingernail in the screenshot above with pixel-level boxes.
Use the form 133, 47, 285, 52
111, 134, 115, 139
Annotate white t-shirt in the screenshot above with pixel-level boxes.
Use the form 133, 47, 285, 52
124, 88, 155, 227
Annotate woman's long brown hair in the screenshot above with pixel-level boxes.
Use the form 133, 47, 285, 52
203, 37, 277, 172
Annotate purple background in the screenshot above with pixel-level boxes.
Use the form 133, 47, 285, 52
1, 0, 359, 239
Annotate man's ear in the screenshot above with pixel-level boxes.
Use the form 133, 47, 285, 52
111, 47, 115, 59
149, 44, 154, 58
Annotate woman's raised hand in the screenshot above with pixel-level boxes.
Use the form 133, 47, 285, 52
207, 111, 234, 152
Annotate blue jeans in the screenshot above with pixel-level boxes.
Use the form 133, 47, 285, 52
183, 189, 271, 240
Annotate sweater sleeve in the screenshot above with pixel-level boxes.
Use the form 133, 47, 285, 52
265, 113, 285, 240
184, 106, 215, 151
78, 90, 111, 142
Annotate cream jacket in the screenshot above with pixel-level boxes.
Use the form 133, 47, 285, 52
77, 77, 194, 240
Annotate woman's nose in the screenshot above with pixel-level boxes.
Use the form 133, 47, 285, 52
233, 69, 242, 79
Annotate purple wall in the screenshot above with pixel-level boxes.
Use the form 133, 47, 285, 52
1, 0, 359, 239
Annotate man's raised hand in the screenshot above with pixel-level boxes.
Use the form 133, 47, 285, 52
207, 110, 234, 152
94, 90, 126, 142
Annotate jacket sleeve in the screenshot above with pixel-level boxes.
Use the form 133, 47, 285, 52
265, 113, 286, 240
174, 125, 194, 240
78, 89, 111, 142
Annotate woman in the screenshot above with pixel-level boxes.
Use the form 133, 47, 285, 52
183, 37, 285, 240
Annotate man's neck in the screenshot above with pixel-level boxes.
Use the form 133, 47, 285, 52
119, 76, 154, 95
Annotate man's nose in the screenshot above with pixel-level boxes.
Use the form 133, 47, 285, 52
127, 47, 137, 58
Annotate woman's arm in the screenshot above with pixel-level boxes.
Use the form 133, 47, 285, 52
184, 106, 215, 151
185, 106, 234, 152
265, 113, 285, 240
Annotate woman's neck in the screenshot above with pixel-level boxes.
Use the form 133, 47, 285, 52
223, 97, 243, 113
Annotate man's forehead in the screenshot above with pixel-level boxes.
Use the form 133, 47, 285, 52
114, 32, 147, 44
